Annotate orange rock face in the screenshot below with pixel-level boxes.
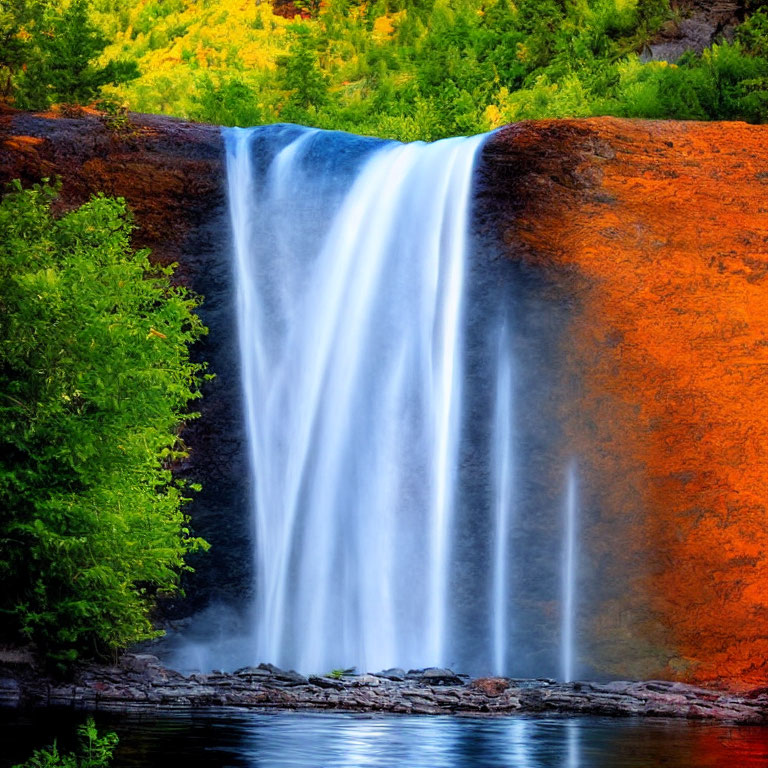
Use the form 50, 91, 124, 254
483, 118, 768, 687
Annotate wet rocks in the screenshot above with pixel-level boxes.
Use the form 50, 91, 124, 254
121, 654, 164, 674
0, 677, 20, 707
308, 675, 346, 690
644, 1, 743, 63
233, 666, 272, 679
256, 664, 309, 686
418, 668, 465, 686
373, 668, 406, 681
2, 654, 767, 723
471, 677, 511, 697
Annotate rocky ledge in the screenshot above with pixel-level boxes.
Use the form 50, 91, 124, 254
2, 654, 767, 723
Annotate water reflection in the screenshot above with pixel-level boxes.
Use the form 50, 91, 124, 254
3, 710, 768, 768
566, 718, 579, 768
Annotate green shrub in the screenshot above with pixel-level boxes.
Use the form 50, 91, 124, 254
0, 180, 209, 668
13, 717, 117, 768
739, 9, 768, 58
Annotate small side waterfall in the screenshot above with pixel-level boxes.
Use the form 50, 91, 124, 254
491, 321, 515, 675
561, 462, 578, 682
218, 123, 582, 677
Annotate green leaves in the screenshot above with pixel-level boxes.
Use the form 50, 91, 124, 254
0, 180, 208, 667
13, 717, 118, 768
277, 24, 329, 114
1, 0, 139, 109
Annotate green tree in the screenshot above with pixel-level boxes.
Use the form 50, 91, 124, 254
16, 0, 138, 108
0, 180, 208, 668
0, 0, 43, 100
1, 0, 138, 109
278, 24, 328, 112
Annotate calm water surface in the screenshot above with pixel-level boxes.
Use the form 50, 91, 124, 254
2, 709, 768, 767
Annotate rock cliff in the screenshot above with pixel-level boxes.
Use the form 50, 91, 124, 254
480, 117, 768, 687
2, 108, 767, 687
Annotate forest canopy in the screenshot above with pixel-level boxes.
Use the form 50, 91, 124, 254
1, 0, 767, 139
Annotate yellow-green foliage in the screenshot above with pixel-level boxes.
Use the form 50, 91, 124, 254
3, 0, 768, 136
100, 0, 294, 121
92, 0, 767, 140
0, 181, 209, 668
4, 0, 767, 136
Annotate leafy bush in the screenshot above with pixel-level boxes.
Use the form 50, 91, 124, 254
192, 74, 274, 127
738, 10, 768, 58
0, 180, 208, 668
13, 717, 117, 768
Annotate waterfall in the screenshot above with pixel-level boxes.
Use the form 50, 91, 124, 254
561, 462, 578, 682
219, 123, 579, 677
225, 125, 486, 674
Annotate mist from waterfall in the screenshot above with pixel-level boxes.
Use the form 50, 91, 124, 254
214, 123, 579, 677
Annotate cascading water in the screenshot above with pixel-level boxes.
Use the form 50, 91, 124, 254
561, 462, 578, 683
491, 321, 515, 676
217, 123, 580, 677
226, 125, 484, 674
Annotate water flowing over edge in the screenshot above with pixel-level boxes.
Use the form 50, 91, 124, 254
212, 123, 581, 678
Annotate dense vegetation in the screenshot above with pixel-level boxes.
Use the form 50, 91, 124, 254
2, 0, 768, 138
0, 181, 208, 668
0, 0, 138, 109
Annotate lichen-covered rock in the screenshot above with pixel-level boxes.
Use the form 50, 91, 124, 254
479, 117, 768, 687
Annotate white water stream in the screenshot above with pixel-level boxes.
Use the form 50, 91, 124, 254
221, 124, 578, 678
561, 462, 578, 683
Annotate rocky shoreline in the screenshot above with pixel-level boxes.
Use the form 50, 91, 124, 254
2, 654, 767, 723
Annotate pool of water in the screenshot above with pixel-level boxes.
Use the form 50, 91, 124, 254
2, 709, 768, 767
